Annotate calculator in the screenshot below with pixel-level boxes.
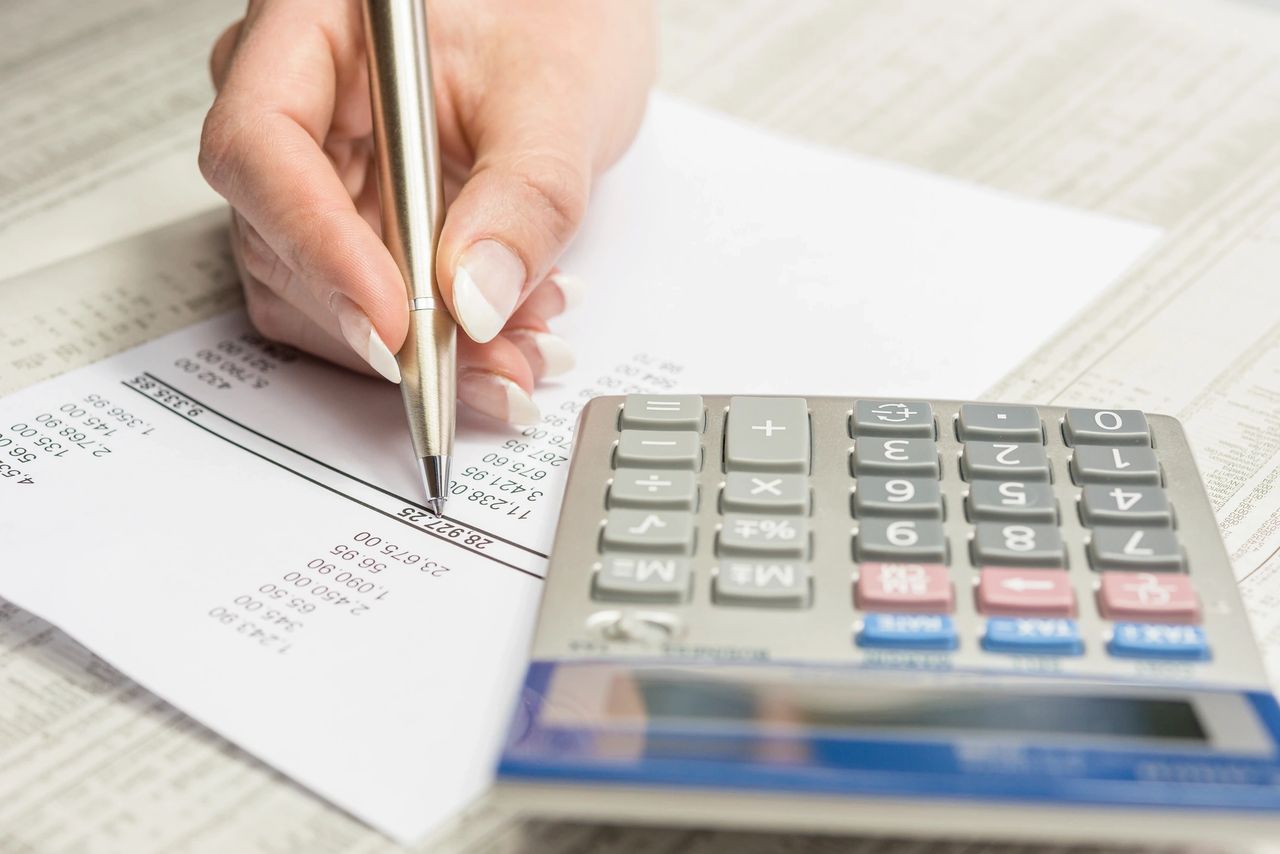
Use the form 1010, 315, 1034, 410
495, 396, 1280, 844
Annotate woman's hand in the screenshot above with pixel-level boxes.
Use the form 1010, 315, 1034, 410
200, 0, 655, 422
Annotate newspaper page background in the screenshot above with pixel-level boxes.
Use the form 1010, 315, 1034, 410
2, 0, 1279, 851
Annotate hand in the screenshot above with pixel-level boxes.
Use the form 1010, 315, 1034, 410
200, 0, 655, 422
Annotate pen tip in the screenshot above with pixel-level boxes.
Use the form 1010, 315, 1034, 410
417, 455, 451, 515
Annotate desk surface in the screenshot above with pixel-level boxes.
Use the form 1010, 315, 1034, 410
3, 1, 1280, 852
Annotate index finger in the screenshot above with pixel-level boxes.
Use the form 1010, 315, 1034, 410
199, 0, 407, 353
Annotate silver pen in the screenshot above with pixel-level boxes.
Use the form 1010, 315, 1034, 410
362, 0, 455, 515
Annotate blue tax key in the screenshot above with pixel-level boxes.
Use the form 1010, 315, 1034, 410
982, 617, 1083, 656
857, 614, 957, 650
1108, 623, 1210, 660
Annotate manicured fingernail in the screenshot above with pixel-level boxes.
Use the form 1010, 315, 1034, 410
453, 239, 524, 343
550, 272, 587, 311
508, 330, 576, 377
458, 370, 540, 425
332, 294, 401, 383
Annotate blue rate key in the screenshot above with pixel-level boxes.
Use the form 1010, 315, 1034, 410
1108, 623, 1210, 661
982, 617, 1083, 656
857, 614, 957, 651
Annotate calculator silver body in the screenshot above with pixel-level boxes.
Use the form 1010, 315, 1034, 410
495, 397, 1280, 844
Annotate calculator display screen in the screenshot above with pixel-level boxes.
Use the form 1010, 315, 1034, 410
628, 675, 1208, 742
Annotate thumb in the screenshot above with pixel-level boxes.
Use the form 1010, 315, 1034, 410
437, 123, 592, 343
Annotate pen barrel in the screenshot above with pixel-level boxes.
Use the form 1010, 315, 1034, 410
362, 0, 455, 459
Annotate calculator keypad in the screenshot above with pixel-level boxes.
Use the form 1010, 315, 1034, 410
584, 395, 1223, 669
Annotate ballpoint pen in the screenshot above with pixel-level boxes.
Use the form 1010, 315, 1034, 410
362, 0, 455, 515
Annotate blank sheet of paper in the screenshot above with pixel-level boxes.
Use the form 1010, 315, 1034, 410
0, 95, 1158, 843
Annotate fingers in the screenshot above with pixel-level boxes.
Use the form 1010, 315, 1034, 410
235, 204, 575, 425
200, 0, 406, 380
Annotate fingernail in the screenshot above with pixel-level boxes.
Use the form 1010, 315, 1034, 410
508, 330, 576, 377
458, 370, 540, 425
332, 294, 401, 383
550, 272, 588, 311
453, 239, 525, 343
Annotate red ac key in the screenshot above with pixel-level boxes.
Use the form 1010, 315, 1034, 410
855, 563, 953, 613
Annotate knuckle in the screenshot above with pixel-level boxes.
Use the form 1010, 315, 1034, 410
198, 105, 263, 196
198, 105, 238, 192
515, 155, 589, 242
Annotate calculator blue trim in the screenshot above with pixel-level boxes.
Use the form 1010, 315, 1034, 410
498, 660, 1280, 813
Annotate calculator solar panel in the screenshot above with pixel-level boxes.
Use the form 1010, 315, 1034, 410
495, 396, 1280, 844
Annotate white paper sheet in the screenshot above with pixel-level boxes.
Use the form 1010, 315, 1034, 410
0, 96, 1158, 842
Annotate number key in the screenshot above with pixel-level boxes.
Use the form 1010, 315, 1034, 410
966, 481, 1057, 523
853, 476, 943, 519
1088, 527, 1184, 572
856, 519, 947, 563
972, 523, 1064, 567
1064, 409, 1150, 446
852, 438, 939, 477
962, 441, 1050, 482
1071, 446, 1161, 485
1079, 485, 1172, 527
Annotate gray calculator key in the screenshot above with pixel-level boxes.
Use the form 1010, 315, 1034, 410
856, 518, 947, 563
609, 468, 698, 511
714, 561, 810, 608
1089, 527, 1184, 571
854, 476, 943, 519
620, 395, 705, 432
957, 403, 1043, 443
1070, 446, 1161, 485
851, 400, 935, 438
1079, 485, 1172, 527
966, 481, 1057, 523
852, 438, 940, 478
962, 441, 1051, 482
722, 472, 809, 515
615, 430, 702, 471
972, 523, 1065, 567
594, 556, 691, 603
718, 514, 809, 558
1063, 409, 1150, 446
601, 509, 695, 554
725, 396, 810, 473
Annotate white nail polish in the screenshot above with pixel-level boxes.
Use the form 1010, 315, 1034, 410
333, 295, 401, 383
550, 272, 588, 310
453, 239, 524, 342
511, 330, 576, 377
458, 370, 541, 425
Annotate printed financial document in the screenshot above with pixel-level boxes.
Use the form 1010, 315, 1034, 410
0, 97, 1156, 843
